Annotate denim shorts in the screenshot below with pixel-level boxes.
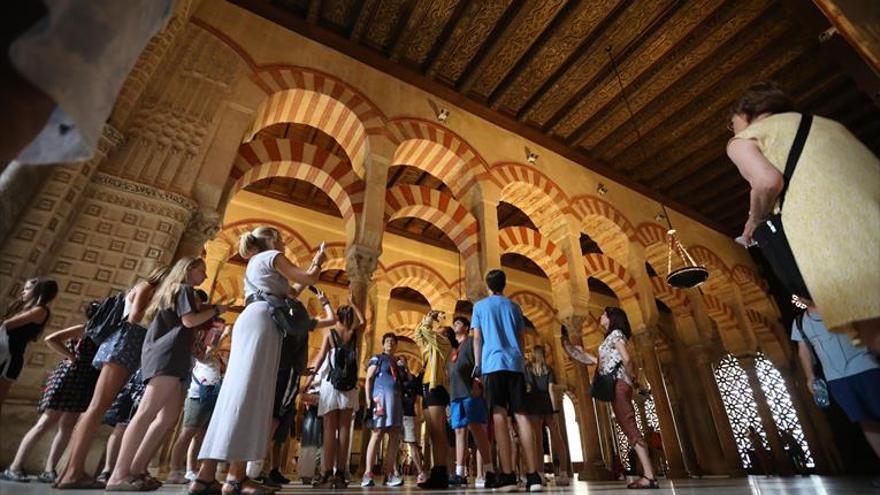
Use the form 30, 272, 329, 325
450, 396, 488, 429
828, 368, 880, 423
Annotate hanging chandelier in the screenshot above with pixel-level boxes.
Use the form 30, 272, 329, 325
606, 47, 709, 289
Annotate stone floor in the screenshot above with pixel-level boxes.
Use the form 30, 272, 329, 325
1, 476, 879, 495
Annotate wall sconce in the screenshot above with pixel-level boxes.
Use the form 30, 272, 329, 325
427, 98, 449, 123
655, 212, 666, 223
525, 146, 538, 164
596, 183, 608, 196
818, 26, 837, 43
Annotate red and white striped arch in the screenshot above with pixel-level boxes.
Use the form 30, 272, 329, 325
386, 309, 424, 341
391, 139, 473, 199
244, 89, 369, 178
387, 118, 487, 197
498, 226, 569, 282
250, 66, 387, 137
583, 253, 638, 302
636, 222, 669, 273
571, 195, 637, 262
701, 293, 739, 331
746, 308, 787, 352
689, 245, 735, 295
213, 276, 244, 306
508, 290, 556, 331
650, 276, 691, 317
732, 264, 776, 314
319, 243, 348, 273
231, 140, 365, 242
217, 219, 312, 267
385, 185, 480, 260
381, 262, 454, 310
488, 162, 571, 236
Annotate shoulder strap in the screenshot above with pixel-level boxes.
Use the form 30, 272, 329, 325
329, 328, 340, 348
779, 113, 812, 208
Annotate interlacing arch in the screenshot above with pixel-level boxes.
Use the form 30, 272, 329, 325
386, 309, 425, 341
733, 264, 777, 315
701, 293, 739, 332
488, 162, 572, 236
689, 245, 735, 296
381, 262, 455, 310
636, 222, 669, 272
231, 140, 365, 243
386, 118, 487, 198
384, 185, 480, 260
213, 276, 244, 306
571, 195, 637, 262
746, 309, 788, 353
498, 227, 569, 282
217, 220, 312, 266
650, 276, 691, 317
244, 89, 369, 178
508, 290, 556, 331
320, 243, 348, 272
250, 65, 387, 139
583, 253, 639, 302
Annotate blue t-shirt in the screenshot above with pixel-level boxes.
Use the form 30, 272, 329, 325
471, 294, 526, 374
791, 311, 878, 381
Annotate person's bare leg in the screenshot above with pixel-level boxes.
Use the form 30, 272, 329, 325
384, 429, 401, 476
468, 423, 492, 475
9, 410, 62, 471
58, 363, 130, 484
492, 408, 513, 473
170, 427, 200, 473
455, 428, 467, 472
630, 441, 656, 485
108, 377, 181, 483
336, 409, 354, 476
409, 441, 426, 479
546, 415, 569, 475
128, 380, 184, 476
188, 429, 206, 474
364, 429, 382, 476
194, 460, 218, 484
529, 417, 544, 475
425, 405, 449, 469
102, 425, 126, 475
271, 440, 284, 471
513, 413, 539, 474
321, 410, 339, 474
861, 420, 880, 458
46, 412, 79, 473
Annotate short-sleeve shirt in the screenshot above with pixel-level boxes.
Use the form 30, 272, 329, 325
470, 295, 526, 374
278, 298, 318, 371
244, 249, 289, 298
598, 329, 631, 385
400, 368, 422, 416
141, 284, 199, 382
187, 356, 223, 398
447, 336, 477, 401
791, 312, 878, 381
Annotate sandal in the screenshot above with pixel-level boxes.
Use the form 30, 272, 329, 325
96, 471, 112, 484
627, 476, 659, 489
54, 476, 106, 490
0, 468, 29, 483
138, 473, 163, 491
104, 476, 148, 492
189, 478, 223, 495
222, 478, 275, 495
36, 470, 57, 483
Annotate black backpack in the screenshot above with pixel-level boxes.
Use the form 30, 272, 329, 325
328, 329, 358, 391
84, 292, 127, 345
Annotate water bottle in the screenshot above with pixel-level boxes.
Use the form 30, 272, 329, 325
812, 379, 830, 409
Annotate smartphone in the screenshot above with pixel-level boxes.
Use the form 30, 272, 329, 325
307, 285, 319, 295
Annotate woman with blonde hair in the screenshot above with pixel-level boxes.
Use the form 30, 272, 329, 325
56, 264, 168, 489
106, 256, 224, 491
192, 226, 326, 495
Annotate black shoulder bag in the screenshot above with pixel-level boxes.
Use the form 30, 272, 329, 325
752, 113, 813, 299
590, 361, 623, 402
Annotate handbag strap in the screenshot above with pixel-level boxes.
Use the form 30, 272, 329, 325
779, 113, 813, 209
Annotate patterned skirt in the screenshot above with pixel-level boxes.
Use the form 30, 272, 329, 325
39, 338, 100, 413
103, 369, 146, 427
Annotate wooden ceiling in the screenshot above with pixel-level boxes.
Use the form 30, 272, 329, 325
232, 0, 880, 236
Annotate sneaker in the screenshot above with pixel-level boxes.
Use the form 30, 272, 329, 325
254, 475, 282, 489
361, 473, 375, 487
96, 471, 111, 484
36, 470, 57, 483
526, 472, 543, 492
269, 469, 291, 485
0, 468, 29, 483
493, 472, 519, 492
385, 473, 404, 487
475, 477, 486, 489
417, 466, 449, 489
165, 471, 188, 484
185, 471, 198, 482
555, 472, 569, 487
449, 474, 467, 487
313, 471, 334, 488
482, 471, 496, 489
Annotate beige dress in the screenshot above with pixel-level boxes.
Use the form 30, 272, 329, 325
735, 112, 880, 329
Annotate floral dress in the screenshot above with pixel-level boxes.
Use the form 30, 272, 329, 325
367, 354, 402, 429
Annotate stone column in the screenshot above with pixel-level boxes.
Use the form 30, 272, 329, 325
634, 332, 687, 478
740, 356, 793, 475
693, 345, 746, 475
346, 243, 381, 360
561, 315, 608, 480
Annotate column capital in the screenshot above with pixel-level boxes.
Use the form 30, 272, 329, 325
345, 244, 381, 284
181, 209, 222, 249
561, 314, 587, 340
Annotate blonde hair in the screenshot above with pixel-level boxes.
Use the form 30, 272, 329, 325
530, 345, 549, 376
143, 256, 205, 323
144, 264, 170, 286
239, 226, 280, 259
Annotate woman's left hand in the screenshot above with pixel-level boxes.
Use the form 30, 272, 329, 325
741, 217, 759, 245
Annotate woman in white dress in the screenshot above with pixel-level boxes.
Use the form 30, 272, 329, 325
191, 226, 325, 495
303, 296, 364, 488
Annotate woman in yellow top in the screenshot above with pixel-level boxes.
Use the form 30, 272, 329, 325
413, 310, 452, 489
727, 82, 880, 352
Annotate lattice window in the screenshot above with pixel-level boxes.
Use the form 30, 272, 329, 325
755, 354, 815, 468
612, 416, 632, 471
713, 354, 767, 468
